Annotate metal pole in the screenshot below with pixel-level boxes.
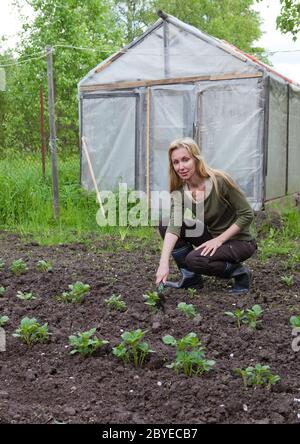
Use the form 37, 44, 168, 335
46, 46, 59, 218
40, 86, 46, 178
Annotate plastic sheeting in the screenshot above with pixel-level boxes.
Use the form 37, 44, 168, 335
195, 78, 265, 209
288, 85, 300, 194
80, 21, 258, 87
81, 93, 137, 191
266, 77, 288, 200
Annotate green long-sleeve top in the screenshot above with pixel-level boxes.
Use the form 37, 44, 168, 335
166, 176, 254, 241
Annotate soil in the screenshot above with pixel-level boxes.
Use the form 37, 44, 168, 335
0, 230, 300, 424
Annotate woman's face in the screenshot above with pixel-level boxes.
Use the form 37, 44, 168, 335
171, 147, 197, 181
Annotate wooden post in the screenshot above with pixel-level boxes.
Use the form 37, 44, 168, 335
40, 86, 46, 178
46, 46, 59, 219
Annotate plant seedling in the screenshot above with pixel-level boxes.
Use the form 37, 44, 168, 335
59, 281, 90, 303
13, 317, 50, 346
235, 364, 280, 389
37, 260, 53, 273
244, 304, 263, 329
69, 328, 109, 357
290, 315, 300, 328
177, 302, 198, 319
105, 294, 127, 312
10, 259, 28, 276
187, 288, 197, 298
0, 286, 5, 297
0, 259, 4, 270
163, 332, 215, 377
224, 309, 245, 328
143, 291, 160, 311
113, 329, 155, 367
0, 315, 9, 327
281, 274, 294, 287
16, 291, 36, 301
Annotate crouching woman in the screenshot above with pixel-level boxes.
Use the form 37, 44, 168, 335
156, 137, 256, 294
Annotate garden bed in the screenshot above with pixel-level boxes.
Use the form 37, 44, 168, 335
0, 231, 300, 424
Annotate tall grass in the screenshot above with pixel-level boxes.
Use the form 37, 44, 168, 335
0, 153, 156, 245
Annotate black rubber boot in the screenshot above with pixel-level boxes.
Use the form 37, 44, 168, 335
165, 244, 203, 289
223, 262, 252, 294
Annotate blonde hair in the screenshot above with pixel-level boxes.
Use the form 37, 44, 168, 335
168, 137, 242, 201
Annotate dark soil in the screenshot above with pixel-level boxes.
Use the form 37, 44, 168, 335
0, 230, 300, 424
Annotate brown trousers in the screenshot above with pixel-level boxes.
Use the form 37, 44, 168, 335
159, 221, 256, 277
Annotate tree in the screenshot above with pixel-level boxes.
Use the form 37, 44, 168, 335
256, 0, 300, 41
1, 0, 124, 152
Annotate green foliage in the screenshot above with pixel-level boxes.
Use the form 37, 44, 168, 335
105, 294, 127, 312
16, 291, 36, 301
10, 259, 28, 275
256, 0, 300, 40
235, 364, 281, 389
0, 259, 4, 270
290, 315, 300, 328
187, 288, 197, 298
177, 302, 198, 319
112, 329, 155, 367
225, 304, 263, 329
281, 274, 294, 287
143, 290, 160, 311
0, 286, 5, 297
59, 281, 90, 303
37, 260, 53, 272
69, 328, 109, 357
13, 316, 50, 346
0, 315, 9, 327
163, 332, 215, 377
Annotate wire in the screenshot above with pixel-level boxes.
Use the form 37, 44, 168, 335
0, 51, 47, 67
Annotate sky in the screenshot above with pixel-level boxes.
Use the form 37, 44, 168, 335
0, 0, 300, 83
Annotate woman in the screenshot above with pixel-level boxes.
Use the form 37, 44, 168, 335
156, 137, 256, 294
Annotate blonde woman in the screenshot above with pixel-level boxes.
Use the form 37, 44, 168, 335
156, 137, 256, 294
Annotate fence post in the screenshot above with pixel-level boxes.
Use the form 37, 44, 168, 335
46, 46, 59, 219
40, 86, 46, 178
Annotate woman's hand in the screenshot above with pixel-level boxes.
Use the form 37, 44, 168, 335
156, 263, 169, 285
195, 237, 223, 256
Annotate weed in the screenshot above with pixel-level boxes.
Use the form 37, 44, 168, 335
0, 286, 5, 297
59, 281, 90, 303
290, 315, 300, 328
281, 275, 294, 287
235, 364, 280, 389
113, 329, 155, 367
163, 332, 215, 377
13, 317, 50, 346
187, 288, 197, 298
16, 291, 36, 301
10, 259, 28, 276
37, 260, 53, 272
177, 302, 198, 319
0, 315, 9, 327
105, 294, 127, 312
0, 259, 4, 270
69, 328, 109, 357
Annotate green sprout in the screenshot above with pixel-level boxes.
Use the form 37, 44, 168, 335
143, 291, 160, 311
0, 315, 9, 327
13, 317, 50, 346
59, 281, 90, 303
163, 332, 215, 377
177, 302, 198, 319
69, 328, 109, 357
10, 259, 28, 276
281, 275, 294, 287
187, 288, 197, 298
105, 294, 127, 312
225, 304, 263, 329
37, 260, 53, 273
290, 315, 300, 328
112, 329, 155, 367
235, 364, 280, 389
0, 259, 5, 270
16, 291, 36, 301
0, 286, 5, 297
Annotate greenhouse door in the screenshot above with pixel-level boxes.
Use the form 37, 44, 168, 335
149, 85, 196, 192
80, 92, 139, 191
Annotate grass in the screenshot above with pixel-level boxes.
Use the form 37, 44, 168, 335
0, 152, 157, 246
